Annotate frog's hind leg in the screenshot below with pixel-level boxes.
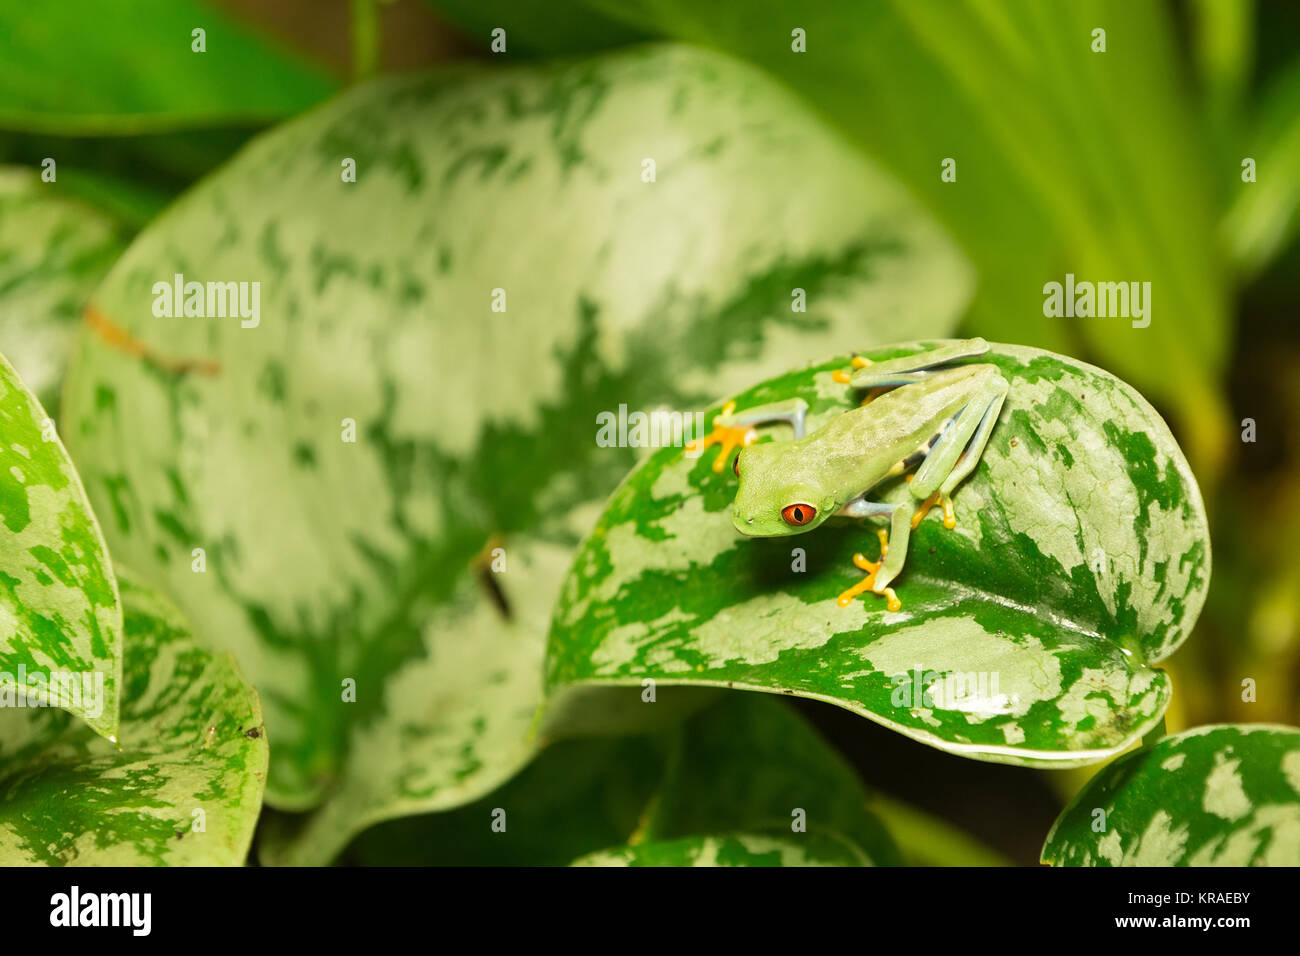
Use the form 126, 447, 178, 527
909, 372, 1010, 529
834, 499, 912, 611
685, 398, 809, 472
841, 338, 990, 390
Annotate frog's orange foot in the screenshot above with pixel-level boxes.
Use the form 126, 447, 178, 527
831, 355, 872, 385
835, 532, 901, 611
684, 401, 758, 473
911, 491, 956, 530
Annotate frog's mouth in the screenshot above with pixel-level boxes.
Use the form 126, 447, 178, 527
730, 507, 792, 538
730, 507, 761, 536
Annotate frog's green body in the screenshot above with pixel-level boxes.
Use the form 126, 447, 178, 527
732, 363, 997, 537
691, 339, 1009, 610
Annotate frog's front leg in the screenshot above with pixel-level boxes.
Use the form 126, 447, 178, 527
909, 370, 1010, 529
833, 498, 912, 612
685, 398, 808, 473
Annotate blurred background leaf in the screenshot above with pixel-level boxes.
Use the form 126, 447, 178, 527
418, 0, 650, 56
0, 167, 125, 410
1223, 58, 1300, 278
0, 0, 336, 134
339, 694, 907, 867
0, 1, 341, 233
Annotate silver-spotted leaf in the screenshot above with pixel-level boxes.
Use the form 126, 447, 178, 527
549, 342, 1211, 767
0, 571, 268, 865
257, 531, 572, 865
1042, 724, 1300, 866
61, 44, 970, 814
0, 349, 119, 738
0, 167, 124, 411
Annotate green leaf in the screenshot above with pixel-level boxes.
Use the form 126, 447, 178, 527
0, 167, 125, 411
1042, 724, 1300, 866
572, 832, 866, 866
341, 693, 897, 867
0, 571, 268, 865
62, 44, 970, 824
549, 341, 1211, 768
0, 1, 336, 135
1188, 0, 1253, 136
0, 349, 120, 738
1223, 59, 1300, 278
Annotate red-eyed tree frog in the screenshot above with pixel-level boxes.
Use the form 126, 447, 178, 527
686, 339, 1009, 612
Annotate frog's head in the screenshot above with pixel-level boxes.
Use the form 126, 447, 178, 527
730, 442, 836, 537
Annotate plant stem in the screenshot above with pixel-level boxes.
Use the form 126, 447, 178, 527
351, 0, 381, 83
869, 793, 1014, 867
1142, 715, 1168, 749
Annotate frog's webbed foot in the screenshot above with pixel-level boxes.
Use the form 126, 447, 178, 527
685, 398, 809, 472
835, 529, 902, 612
684, 401, 759, 473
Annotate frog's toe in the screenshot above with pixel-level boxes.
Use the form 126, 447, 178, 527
684, 402, 758, 473
831, 355, 872, 384
836, 550, 902, 612
911, 492, 957, 530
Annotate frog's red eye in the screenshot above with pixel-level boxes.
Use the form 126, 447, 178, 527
732, 453, 741, 477
781, 503, 816, 526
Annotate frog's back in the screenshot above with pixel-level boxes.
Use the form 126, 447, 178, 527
804, 364, 997, 494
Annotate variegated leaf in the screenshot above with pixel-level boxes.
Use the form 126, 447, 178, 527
549, 342, 1210, 767
344, 693, 898, 867
1043, 724, 1300, 866
0, 167, 124, 412
572, 832, 865, 866
0, 571, 268, 865
0, 349, 119, 738
62, 42, 970, 831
